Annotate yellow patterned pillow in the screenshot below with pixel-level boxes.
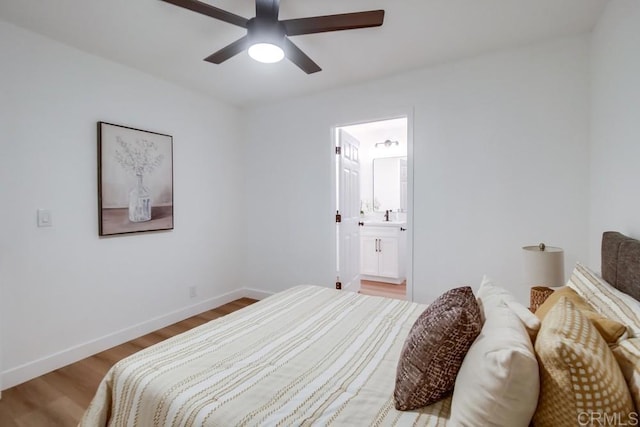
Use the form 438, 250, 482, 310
613, 338, 640, 412
534, 297, 634, 426
535, 286, 628, 344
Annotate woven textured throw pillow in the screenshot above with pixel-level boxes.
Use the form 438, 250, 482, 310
394, 286, 482, 410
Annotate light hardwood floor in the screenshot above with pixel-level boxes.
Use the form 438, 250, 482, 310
359, 279, 407, 300
0, 297, 257, 427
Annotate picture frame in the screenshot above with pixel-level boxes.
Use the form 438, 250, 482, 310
98, 122, 173, 236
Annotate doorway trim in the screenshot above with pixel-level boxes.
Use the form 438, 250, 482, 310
331, 108, 415, 301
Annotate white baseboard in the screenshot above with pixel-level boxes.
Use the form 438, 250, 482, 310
1, 287, 270, 390
243, 287, 274, 300
343, 280, 361, 293
360, 275, 405, 285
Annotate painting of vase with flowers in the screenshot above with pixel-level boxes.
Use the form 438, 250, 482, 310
98, 122, 173, 236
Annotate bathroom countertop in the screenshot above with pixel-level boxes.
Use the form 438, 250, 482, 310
362, 220, 406, 227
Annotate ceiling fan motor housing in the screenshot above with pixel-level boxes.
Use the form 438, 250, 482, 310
247, 17, 286, 46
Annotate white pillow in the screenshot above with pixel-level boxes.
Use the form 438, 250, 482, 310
450, 303, 540, 427
567, 263, 640, 337
477, 275, 541, 336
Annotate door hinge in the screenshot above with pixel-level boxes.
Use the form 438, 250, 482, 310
335, 210, 342, 223
335, 146, 342, 155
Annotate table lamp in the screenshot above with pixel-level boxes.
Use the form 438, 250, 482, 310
522, 243, 565, 287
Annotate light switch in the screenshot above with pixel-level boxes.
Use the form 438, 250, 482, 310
37, 209, 52, 227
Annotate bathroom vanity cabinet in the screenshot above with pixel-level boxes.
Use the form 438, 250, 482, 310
360, 223, 406, 284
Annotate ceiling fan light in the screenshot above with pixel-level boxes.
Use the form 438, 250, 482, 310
248, 43, 284, 63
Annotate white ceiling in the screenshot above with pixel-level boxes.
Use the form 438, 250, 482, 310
0, 0, 608, 108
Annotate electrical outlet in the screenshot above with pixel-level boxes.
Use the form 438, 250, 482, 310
189, 286, 197, 298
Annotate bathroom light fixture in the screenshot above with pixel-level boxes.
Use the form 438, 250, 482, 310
375, 139, 399, 148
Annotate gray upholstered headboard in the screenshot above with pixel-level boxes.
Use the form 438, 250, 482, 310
602, 231, 640, 302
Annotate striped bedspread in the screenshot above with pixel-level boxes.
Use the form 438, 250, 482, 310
81, 285, 450, 426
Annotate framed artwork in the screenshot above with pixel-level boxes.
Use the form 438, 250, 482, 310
98, 122, 173, 236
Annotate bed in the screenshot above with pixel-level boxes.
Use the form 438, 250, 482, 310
81, 286, 450, 426
81, 232, 640, 426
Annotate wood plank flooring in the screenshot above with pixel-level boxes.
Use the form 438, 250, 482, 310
359, 279, 406, 300
0, 297, 257, 427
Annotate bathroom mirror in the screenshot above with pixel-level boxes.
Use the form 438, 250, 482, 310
373, 156, 407, 212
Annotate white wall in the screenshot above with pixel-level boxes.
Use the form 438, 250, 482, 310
242, 36, 591, 305
589, 0, 640, 267
0, 20, 245, 388
0, 15, 603, 390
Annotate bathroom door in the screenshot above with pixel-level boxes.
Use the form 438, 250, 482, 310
337, 129, 361, 291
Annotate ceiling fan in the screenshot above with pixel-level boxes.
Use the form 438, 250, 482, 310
159, 0, 385, 74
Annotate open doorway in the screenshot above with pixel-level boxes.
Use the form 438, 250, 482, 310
335, 117, 410, 300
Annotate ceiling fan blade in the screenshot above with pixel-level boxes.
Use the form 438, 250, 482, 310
204, 36, 250, 64
159, 0, 248, 28
282, 10, 384, 36
256, 0, 280, 19
282, 38, 321, 74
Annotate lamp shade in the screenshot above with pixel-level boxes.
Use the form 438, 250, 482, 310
522, 244, 565, 287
